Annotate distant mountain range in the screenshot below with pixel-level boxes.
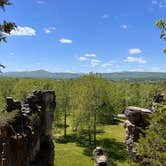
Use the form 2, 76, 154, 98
1, 70, 166, 81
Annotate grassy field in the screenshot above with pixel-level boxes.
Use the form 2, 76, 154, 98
54, 119, 132, 166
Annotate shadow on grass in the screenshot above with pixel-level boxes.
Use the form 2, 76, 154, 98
98, 118, 124, 126
107, 118, 123, 125
83, 138, 129, 166
55, 129, 129, 166
55, 133, 77, 143
55, 129, 104, 145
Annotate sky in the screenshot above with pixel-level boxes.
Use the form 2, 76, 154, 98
0, 0, 166, 73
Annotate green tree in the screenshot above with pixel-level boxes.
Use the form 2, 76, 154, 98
136, 20, 166, 165
155, 19, 166, 53
138, 101, 166, 165
71, 74, 113, 147
0, 0, 16, 42
0, 64, 5, 73
56, 80, 72, 138
0, 0, 16, 71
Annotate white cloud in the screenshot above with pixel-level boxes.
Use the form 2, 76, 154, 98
128, 48, 142, 55
120, 24, 128, 29
90, 59, 101, 67
159, 1, 166, 8
59, 38, 73, 44
78, 57, 88, 61
77, 53, 97, 63
101, 61, 113, 68
152, 0, 158, 4
37, 0, 45, 4
44, 27, 56, 34
10, 52, 14, 55
102, 14, 109, 19
84, 53, 96, 58
151, 0, 166, 8
10, 26, 36, 36
36, 62, 41, 65
124, 56, 147, 64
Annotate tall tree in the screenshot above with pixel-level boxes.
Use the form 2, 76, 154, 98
57, 80, 71, 138
72, 74, 113, 147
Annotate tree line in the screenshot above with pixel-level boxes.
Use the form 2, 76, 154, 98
0, 75, 165, 146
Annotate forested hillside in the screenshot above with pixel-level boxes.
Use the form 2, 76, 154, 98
2, 70, 166, 81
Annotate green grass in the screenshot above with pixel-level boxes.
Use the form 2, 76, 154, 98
55, 142, 94, 166
54, 120, 132, 166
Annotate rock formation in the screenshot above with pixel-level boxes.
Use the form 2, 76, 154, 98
0, 90, 56, 166
124, 93, 165, 160
124, 106, 152, 160
93, 147, 107, 166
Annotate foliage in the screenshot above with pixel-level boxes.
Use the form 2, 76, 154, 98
138, 100, 166, 165
0, 0, 16, 42
0, 64, 5, 73
0, 0, 16, 73
155, 19, 166, 53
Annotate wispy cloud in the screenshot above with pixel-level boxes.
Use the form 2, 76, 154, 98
128, 48, 142, 55
76, 53, 101, 67
44, 27, 56, 34
152, 0, 158, 4
78, 56, 88, 61
159, 1, 166, 8
101, 14, 109, 19
77, 53, 97, 62
151, 0, 166, 8
36, 0, 45, 4
120, 24, 128, 29
59, 38, 73, 44
10, 26, 36, 36
10, 52, 14, 55
90, 59, 101, 67
124, 56, 147, 64
36, 62, 41, 65
101, 61, 113, 68
84, 53, 96, 58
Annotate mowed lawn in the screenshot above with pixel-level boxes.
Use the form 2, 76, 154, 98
54, 120, 132, 166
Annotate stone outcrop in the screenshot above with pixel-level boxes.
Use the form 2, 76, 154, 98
124, 106, 152, 160
124, 93, 165, 160
93, 147, 107, 166
0, 90, 56, 166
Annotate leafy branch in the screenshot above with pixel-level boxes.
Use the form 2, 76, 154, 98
155, 19, 166, 53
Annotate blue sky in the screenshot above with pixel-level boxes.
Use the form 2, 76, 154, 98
0, 0, 166, 73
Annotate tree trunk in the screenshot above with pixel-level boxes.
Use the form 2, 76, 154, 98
93, 109, 96, 148
88, 125, 91, 145
64, 108, 67, 137
88, 110, 91, 145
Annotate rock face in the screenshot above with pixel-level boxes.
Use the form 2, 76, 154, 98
93, 147, 107, 166
124, 106, 152, 160
0, 90, 56, 166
